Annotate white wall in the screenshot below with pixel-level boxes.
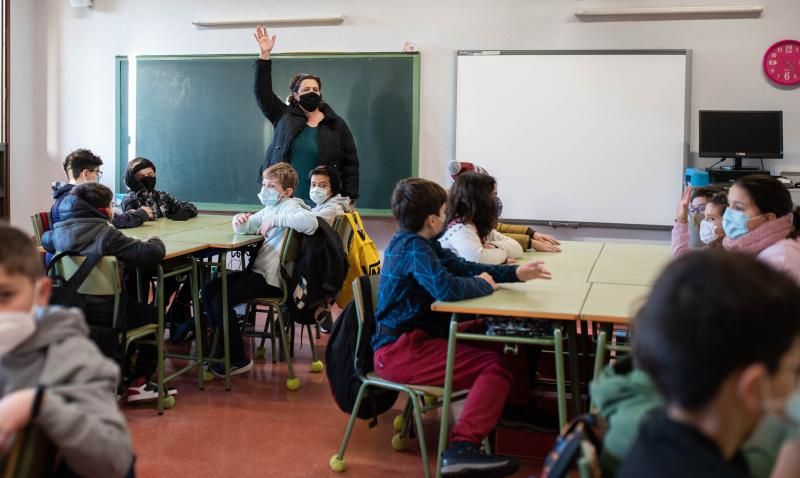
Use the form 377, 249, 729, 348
10, 0, 800, 245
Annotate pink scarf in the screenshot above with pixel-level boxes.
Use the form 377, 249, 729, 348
723, 213, 794, 255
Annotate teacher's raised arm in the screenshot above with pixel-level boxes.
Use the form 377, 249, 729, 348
253, 25, 360, 203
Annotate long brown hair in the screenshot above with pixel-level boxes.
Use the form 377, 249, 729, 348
735, 175, 800, 239
446, 172, 498, 240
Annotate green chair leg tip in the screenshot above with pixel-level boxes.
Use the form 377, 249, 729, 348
310, 360, 325, 373
423, 394, 436, 406
286, 377, 302, 391
329, 455, 347, 472
202, 370, 215, 382
392, 415, 405, 432
391, 433, 406, 451
255, 347, 266, 360
163, 396, 176, 409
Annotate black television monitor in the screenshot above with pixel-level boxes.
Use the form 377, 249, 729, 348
699, 111, 783, 168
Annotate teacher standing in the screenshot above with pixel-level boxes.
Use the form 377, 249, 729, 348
253, 25, 360, 203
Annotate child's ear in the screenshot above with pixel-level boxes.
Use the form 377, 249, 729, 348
286, 187, 294, 198
36, 277, 53, 307
736, 362, 769, 413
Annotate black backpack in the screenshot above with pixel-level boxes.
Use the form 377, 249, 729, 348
325, 276, 398, 425
539, 414, 605, 478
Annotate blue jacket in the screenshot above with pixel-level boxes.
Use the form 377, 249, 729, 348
372, 230, 520, 351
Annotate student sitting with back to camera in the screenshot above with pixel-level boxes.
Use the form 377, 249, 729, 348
0, 224, 134, 477
308, 165, 353, 226
618, 250, 800, 478
51, 148, 152, 229
42, 182, 174, 404
373, 177, 552, 478
202, 163, 318, 377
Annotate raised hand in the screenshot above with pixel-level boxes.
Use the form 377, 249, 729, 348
516, 260, 552, 281
254, 25, 277, 60
676, 186, 692, 224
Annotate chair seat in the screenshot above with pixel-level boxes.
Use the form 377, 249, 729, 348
365, 372, 468, 398
247, 297, 282, 307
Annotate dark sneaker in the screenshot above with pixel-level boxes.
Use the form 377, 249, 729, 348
169, 319, 196, 344
126, 377, 177, 404
210, 357, 254, 377
499, 403, 560, 433
441, 441, 520, 477
319, 311, 333, 334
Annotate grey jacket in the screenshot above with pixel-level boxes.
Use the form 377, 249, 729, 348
311, 194, 353, 226
0, 306, 133, 477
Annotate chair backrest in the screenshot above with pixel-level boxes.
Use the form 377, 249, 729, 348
332, 215, 353, 253
29, 212, 52, 246
53, 255, 122, 296
0, 425, 60, 478
351, 275, 380, 370
275, 228, 303, 302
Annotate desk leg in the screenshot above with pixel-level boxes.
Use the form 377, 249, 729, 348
220, 252, 231, 391
191, 259, 204, 390
156, 266, 167, 415
566, 320, 582, 416
435, 315, 459, 478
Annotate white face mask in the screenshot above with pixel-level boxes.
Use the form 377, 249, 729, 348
309, 186, 330, 206
257, 187, 281, 207
762, 379, 800, 426
0, 286, 39, 357
699, 219, 720, 245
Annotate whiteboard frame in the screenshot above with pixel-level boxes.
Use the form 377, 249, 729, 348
454, 49, 692, 230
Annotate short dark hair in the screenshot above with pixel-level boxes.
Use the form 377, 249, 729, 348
72, 182, 114, 210
708, 192, 728, 210
287, 73, 323, 106
391, 178, 448, 232
691, 185, 725, 202
633, 250, 800, 409
446, 172, 497, 240
309, 165, 342, 196
735, 175, 800, 238
63, 149, 103, 180
0, 223, 43, 281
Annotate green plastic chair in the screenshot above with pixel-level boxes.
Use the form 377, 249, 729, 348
0, 426, 59, 478
329, 275, 470, 478
29, 212, 52, 246
592, 330, 632, 382
332, 214, 353, 253
238, 228, 319, 390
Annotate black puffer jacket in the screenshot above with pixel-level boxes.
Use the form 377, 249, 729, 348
51, 182, 148, 229
119, 158, 198, 221
42, 194, 165, 268
254, 59, 360, 200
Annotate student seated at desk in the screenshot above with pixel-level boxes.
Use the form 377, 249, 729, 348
308, 165, 353, 225
672, 185, 726, 257
447, 160, 561, 252
42, 182, 175, 404
373, 178, 551, 478
51, 148, 152, 229
618, 251, 800, 478
673, 189, 728, 256
439, 171, 524, 265
120, 156, 198, 221
0, 224, 133, 477
202, 163, 318, 377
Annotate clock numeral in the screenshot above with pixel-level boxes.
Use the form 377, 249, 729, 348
787, 45, 794, 53
785, 72, 791, 81
771, 52, 778, 58
770, 68, 775, 73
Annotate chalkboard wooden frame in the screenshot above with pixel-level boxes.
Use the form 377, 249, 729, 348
115, 52, 420, 215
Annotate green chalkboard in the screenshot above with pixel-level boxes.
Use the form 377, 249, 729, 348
115, 53, 420, 214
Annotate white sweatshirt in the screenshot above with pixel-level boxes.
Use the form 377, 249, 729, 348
438, 222, 524, 265
311, 194, 353, 226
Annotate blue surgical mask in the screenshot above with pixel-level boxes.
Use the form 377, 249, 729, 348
722, 208, 751, 239
258, 187, 280, 207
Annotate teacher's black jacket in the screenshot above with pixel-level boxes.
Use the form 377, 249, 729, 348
254, 59, 360, 200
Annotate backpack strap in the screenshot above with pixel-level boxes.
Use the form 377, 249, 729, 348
46, 252, 103, 292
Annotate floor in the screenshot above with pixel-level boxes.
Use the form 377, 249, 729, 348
124, 329, 548, 478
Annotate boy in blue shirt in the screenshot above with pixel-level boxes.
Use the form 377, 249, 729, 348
373, 178, 551, 477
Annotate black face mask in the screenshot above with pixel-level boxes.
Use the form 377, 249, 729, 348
140, 176, 157, 192
496, 197, 503, 219
298, 92, 322, 112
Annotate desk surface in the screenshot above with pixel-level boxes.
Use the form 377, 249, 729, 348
588, 242, 672, 286
525, 241, 604, 283
163, 229, 263, 249
432, 280, 591, 320
580, 283, 650, 324
162, 240, 210, 260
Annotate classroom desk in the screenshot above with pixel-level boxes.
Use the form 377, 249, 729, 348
526, 241, 604, 282
588, 242, 672, 286
162, 241, 210, 260
120, 214, 234, 239
580, 283, 649, 325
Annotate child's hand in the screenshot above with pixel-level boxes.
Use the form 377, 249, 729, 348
484, 243, 498, 249
0, 388, 37, 452
676, 187, 692, 224
532, 239, 561, 253
533, 232, 560, 246
141, 206, 154, 220
477, 272, 498, 290
505, 258, 517, 264
257, 220, 274, 237
516, 261, 552, 281
234, 213, 252, 226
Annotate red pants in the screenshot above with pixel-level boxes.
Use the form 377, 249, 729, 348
373, 329, 529, 444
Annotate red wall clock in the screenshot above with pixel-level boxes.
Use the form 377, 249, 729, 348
763, 39, 800, 86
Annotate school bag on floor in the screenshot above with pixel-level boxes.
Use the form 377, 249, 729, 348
335, 212, 381, 308
540, 414, 606, 478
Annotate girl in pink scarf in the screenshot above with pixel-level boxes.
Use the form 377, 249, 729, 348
722, 175, 800, 284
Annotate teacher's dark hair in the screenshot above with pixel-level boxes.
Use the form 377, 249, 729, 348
446, 171, 498, 240
735, 175, 800, 239
287, 73, 323, 105
391, 178, 448, 232
632, 250, 800, 409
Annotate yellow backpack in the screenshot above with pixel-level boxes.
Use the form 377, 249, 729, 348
336, 212, 381, 307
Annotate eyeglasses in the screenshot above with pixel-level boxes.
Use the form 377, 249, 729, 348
688, 203, 707, 215
90, 169, 103, 179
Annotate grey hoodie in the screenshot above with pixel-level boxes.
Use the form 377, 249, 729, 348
311, 194, 353, 226
0, 306, 133, 478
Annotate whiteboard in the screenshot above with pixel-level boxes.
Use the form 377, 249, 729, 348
455, 51, 690, 228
